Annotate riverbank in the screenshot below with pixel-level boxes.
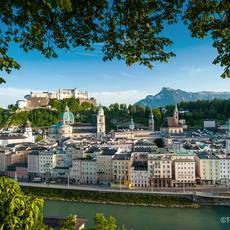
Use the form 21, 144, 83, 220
21, 186, 200, 208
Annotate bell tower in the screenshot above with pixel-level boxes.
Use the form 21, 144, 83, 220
174, 101, 179, 124
97, 104, 105, 138
149, 109, 154, 132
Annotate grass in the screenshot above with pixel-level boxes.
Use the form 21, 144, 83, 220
20, 186, 199, 208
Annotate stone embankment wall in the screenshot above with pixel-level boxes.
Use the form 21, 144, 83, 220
166, 192, 230, 206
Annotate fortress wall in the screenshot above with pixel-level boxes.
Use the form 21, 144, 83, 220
27, 97, 50, 108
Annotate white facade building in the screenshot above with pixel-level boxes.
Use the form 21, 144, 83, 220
81, 159, 97, 184
131, 165, 148, 187
220, 159, 230, 180
39, 151, 57, 179
204, 120, 215, 128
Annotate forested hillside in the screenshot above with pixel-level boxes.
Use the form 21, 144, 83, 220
1, 98, 230, 131
166, 98, 230, 127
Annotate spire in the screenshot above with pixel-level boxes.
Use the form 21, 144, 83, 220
149, 109, 154, 120
26, 119, 31, 128
129, 117, 134, 130
65, 104, 69, 112
174, 100, 178, 112
98, 103, 104, 114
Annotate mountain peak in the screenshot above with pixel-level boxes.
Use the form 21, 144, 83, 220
134, 87, 230, 108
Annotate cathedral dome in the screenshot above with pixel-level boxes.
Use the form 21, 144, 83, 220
60, 111, 74, 120
60, 105, 74, 123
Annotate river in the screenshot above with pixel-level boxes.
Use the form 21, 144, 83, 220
43, 200, 230, 230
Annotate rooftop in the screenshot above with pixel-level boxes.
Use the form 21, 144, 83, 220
196, 152, 219, 160
161, 117, 182, 128
43, 216, 87, 230
113, 153, 131, 160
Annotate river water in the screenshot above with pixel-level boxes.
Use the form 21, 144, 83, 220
43, 200, 230, 230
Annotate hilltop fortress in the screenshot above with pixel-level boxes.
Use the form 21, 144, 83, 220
16, 88, 96, 110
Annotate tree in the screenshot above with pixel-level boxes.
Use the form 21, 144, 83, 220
85, 155, 93, 160
114, 103, 119, 112
0, 177, 79, 230
119, 104, 127, 110
128, 104, 135, 115
183, 0, 230, 78
57, 214, 76, 230
0, 177, 45, 230
0, 0, 185, 83
154, 138, 163, 148
35, 135, 43, 143
89, 213, 117, 230
6, 0, 228, 84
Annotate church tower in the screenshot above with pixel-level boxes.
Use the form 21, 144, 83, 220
24, 119, 33, 142
97, 104, 105, 137
149, 109, 154, 132
174, 101, 179, 124
129, 117, 135, 130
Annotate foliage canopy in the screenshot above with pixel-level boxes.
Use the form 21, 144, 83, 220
1, 0, 230, 83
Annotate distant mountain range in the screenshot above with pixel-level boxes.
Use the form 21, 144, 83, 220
134, 87, 230, 108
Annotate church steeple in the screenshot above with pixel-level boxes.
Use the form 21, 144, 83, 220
25, 119, 32, 138
174, 100, 179, 124
97, 104, 105, 138
65, 104, 69, 112
149, 109, 154, 131
129, 117, 134, 130
149, 109, 154, 120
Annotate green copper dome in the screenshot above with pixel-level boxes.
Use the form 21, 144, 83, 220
149, 109, 154, 120
98, 104, 104, 112
60, 112, 74, 119
60, 105, 74, 120
129, 117, 134, 125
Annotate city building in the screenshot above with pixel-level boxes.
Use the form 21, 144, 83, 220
220, 159, 230, 184
160, 102, 183, 134
48, 105, 105, 141
69, 159, 81, 183
131, 164, 148, 187
81, 159, 97, 184
97, 148, 116, 185
39, 150, 57, 180
195, 152, 220, 185
148, 156, 172, 188
0, 120, 36, 146
112, 153, 134, 182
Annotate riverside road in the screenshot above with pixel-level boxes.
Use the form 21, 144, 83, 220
19, 182, 230, 196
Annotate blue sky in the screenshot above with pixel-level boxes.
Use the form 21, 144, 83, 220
0, 19, 229, 109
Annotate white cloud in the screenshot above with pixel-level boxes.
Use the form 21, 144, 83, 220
103, 74, 115, 79
120, 72, 134, 78
90, 90, 153, 106
180, 66, 210, 76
